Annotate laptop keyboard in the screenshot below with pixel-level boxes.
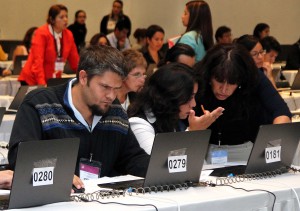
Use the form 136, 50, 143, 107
98, 179, 145, 190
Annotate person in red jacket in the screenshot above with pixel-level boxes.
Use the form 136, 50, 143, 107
18, 4, 79, 85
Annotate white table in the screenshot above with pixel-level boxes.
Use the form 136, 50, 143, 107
0, 61, 13, 69
0, 95, 14, 109
3, 172, 300, 211
0, 114, 15, 143
0, 77, 20, 96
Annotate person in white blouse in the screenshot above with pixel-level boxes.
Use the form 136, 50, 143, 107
117, 49, 147, 111
128, 63, 224, 154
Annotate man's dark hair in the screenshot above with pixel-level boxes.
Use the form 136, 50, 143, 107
215, 26, 231, 43
260, 36, 281, 53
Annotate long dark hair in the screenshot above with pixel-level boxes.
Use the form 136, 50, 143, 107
128, 63, 196, 132
185, 0, 213, 50
194, 44, 259, 118
22, 27, 37, 52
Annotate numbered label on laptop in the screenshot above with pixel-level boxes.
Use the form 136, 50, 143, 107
265, 146, 281, 163
168, 155, 187, 173
32, 167, 54, 186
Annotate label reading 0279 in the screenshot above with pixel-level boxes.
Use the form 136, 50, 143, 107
168, 155, 187, 173
32, 167, 54, 186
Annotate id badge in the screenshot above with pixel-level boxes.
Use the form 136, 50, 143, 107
53, 57, 65, 78
107, 20, 116, 32
210, 148, 228, 164
79, 158, 102, 180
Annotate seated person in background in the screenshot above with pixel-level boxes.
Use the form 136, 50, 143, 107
142, 25, 165, 76
132, 28, 147, 50
260, 36, 281, 64
106, 19, 131, 51
237, 35, 277, 88
117, 49, 147, 111
89, 33, 111, 46
215, 26, 232, 44
0, 45, 11, 76
100, 0, 131, 37
158, 43, 196, 67
67, 10, 87, 53
8, 45, 149, 190
13, 27, 37, 61
128, 63, 224, 154
285, 37, 300, 70
0, 170, 13, 189
194, 44, 291, 163
0, 44, 8, 61
253, 23, 270, 40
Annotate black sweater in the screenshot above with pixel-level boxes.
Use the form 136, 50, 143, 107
8, 83, 149, 177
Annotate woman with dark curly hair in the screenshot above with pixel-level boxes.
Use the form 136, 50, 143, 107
128, 63, 224, 154
194, 44, 290, 163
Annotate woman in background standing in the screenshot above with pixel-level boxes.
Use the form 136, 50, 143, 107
179, 0, 213, 62
18, 4, 79, 85
100, 0, 131, 37
68, 10, 87, 53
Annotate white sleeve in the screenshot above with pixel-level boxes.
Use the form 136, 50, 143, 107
129, 117, 155, 155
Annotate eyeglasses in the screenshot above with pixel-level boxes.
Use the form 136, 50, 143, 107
128, 73, 147, 79
250, 49, 266, 58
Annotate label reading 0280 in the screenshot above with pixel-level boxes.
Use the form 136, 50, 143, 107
32, 167, 54, 186
168, 155, 187, 173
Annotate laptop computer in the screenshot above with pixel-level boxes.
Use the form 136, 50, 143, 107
47, 78, 71, 87
0, 138, 80, 209
12, 55, 28, 76
0, 107, 5, 126
98, 130, 211, 191
210, 122, 300, 177
6, 85, 41, 114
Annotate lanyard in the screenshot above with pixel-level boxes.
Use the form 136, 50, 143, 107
51, 26, 63, 58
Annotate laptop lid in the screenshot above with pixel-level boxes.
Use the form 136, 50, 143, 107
0, 107, 5, 126
47, 78, 71, 87
245, 122, 300, 174
8, 138, 80, 209
143, 130, 211, 187
290, 70, 300, 90
12, 55, 28, 75
8, 86, 40, 112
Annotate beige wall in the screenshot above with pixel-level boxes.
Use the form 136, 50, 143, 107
0, 0, 299, 44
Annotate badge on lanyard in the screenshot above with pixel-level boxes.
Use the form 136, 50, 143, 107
53, 57, 65, 78
79, 154, 102, 180
210, 148, 228, 164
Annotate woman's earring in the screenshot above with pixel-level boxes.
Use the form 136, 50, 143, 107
238, 85, 241, 89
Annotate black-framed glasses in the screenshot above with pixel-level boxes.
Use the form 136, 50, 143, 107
250, 49, 266, 58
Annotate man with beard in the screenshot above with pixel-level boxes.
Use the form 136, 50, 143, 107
8, 45, 150, 190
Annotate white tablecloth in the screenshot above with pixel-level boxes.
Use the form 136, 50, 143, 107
0, 61, 13, 69
0, 114, 15, 143
0, 95, 14, 109
0, 77, 20, 96
3, 172, 300, 211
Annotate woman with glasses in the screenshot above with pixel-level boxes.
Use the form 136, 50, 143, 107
117, 49, 147, 111
194, 44, 291, 163
128, 63, 224, 154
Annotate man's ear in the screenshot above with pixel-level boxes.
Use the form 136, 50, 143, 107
78, 70, 88, 85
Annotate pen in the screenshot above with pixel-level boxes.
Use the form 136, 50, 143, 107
201, 105, 205, 113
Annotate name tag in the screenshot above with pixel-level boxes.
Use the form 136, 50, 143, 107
168, 155, 187, 173
211, 149, 228, 164
79, 163, 101, 180
265, 146, 281, 163
32, 167, 54, 186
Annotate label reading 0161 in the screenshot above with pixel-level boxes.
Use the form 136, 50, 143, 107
32, 167, 54, 186
168, 155, 187, 173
